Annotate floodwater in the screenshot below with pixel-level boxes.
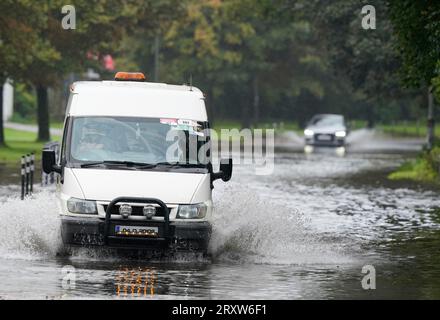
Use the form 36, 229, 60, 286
1, 129, 440, 299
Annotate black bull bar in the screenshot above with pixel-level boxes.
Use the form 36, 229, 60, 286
104, 197, 170, 245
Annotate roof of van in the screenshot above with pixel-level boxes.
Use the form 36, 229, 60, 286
67, 81, 208, 121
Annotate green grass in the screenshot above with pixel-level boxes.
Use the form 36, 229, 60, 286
0, 128, 61, 165
388, 147, 440, 184
8, 114, 64, 130
212, 120, 302, 134
210, 120, 302, 143
212, 120, 242, 132
388, 159, 437, 182
378, 121, 440, 138
50, 122, 65, 129
213, 119, 367, 135
349, 120, 368, 130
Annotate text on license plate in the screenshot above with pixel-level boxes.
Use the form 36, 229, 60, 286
115, 225, 159, 237
317, 135, 332, 141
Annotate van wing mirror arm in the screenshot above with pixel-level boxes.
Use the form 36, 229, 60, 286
53, 164, 62, 174
211, 171, 224, 181
210, 158, 233, 187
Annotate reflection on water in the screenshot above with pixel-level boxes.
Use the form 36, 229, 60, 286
114, 267, 156, 298
304, 145, 346, 157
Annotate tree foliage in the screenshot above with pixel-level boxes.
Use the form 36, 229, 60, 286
2, 0, 439, 141
157, 0, 357, 125
387, 0, 440, 91
1, 1, 149, 140
0, 0, 57, 83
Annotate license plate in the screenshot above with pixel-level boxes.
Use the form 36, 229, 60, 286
115, 225, 159, 237
317, 134, 332, 141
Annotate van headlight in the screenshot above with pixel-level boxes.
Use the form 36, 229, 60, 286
177, 203, 207, 219
67, 197, 97, 214
335, 131, 346, 138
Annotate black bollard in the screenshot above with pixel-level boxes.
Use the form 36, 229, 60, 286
30, 153, 35, 194
25, 154, 30, 196
21, 156, 25, 200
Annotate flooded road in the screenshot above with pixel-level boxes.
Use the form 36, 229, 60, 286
1, 130, 440, 299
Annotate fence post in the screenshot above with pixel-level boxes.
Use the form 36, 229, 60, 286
21, 156, 25, 200
25, 154, 30, 196
30, 152, 35, 194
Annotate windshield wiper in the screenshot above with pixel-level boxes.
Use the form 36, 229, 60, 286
153, 162, 205, 168
80, 160, 205, 169
80, 160, 157, 169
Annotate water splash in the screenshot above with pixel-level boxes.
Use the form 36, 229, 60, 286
0, 190, 212, 263
211, 181, 355, 265
0, 191, 62, 260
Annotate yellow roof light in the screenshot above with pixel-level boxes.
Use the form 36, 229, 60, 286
114, 72, 146, 82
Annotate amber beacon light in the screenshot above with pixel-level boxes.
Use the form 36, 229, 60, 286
114, 72, 146, 82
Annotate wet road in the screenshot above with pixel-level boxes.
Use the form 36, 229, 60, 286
1, 130, 440, 299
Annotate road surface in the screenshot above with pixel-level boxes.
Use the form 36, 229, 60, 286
0, 129, 439, 299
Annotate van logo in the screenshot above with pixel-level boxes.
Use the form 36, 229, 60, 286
119, 204, 132, 219
143, 205, 156, 219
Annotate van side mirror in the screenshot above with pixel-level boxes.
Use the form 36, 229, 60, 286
42, 149, 61, 174
219, 158, 233, 181
212, 158, 233, 182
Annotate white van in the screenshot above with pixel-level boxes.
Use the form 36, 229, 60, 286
43, 72, 232, 254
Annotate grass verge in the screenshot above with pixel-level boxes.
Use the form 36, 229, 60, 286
212, 120, 302, 134
378, 121, 440, 139
389, 147, 440, 184
0, 128, 61, 165
9, 114, 64, 129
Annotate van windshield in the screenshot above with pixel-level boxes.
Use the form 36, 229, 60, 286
68, 116, 209, 169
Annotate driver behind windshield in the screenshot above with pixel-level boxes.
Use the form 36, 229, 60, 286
74, 124, 112, 161
70, 117, 206, 166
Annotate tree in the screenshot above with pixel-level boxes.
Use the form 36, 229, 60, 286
160, 0, 340, 126
0, 0, 55, 145
113, 0, 188, 80
0, 83, 3, 145
0, 0, 148, 142
387, 0, 440, 148
24, 0, 144, 141
387, 1, 440, 89
27, 0, 186, 141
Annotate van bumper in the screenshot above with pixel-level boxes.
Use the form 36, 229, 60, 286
60, 216, 212, 251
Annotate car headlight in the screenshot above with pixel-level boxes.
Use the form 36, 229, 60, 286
177, 203, 207, 219
67, 197, 97, 214
335, 131, 346, 138
304, 129, 314, 136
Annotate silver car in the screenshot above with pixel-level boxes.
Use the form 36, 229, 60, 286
304, 114, 348, 147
